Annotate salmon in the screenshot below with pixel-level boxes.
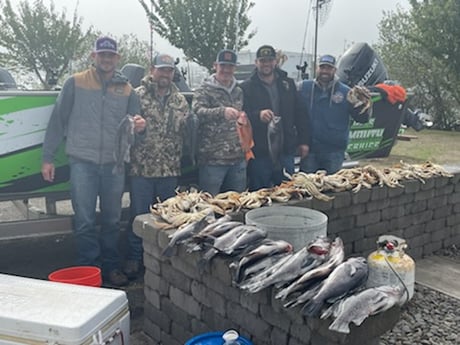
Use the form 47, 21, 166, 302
236, 111, 255, 161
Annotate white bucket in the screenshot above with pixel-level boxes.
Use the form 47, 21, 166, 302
245, 206, 328, 250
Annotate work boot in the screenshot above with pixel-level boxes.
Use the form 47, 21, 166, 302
106, 269, 129, 287
123, 260, 144, 280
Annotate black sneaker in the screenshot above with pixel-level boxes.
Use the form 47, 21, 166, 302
106, 269, 129, 287
123, 260, 144, 280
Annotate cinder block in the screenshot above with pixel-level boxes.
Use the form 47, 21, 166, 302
381, 206, 405, 220
162, 297, 192, 331
332, 192, 352, 208
227, 301, 271, 342
144, 285, 160, 309
162, 263, 192, 293
171, 320, 194, 344
143, 317, 161, 342
414, 189, 435, 201
289, 321, 312, 343
356, 210, 381, 227
370, 186, 388, 200
191, 280, 226, 316
366, 199, 391, 212
328, 216, 356, 233
447, 213, 460, 226
351, 189, 371, 204
270, 327, 289, 345
144, 300, 171, 333
338, 204, 366, 217
260, 303, 291, 331
170, 285, 201, 317
448, 192, 460, 204
433, 205, 453, 220
159, 330, 182, 345
419, 178, 435, 190
427, 195, 448, 209
435, 184, 454, 196
403, 180, 420, 194
364, 221, 390, 238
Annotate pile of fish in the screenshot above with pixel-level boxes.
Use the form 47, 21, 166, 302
161, 215, 407, 333
150, 161, 452, 229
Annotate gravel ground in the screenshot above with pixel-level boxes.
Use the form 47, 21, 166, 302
380, 245, 460, 345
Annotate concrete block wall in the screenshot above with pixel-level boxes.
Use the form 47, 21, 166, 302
134, 170, 460, 345
287, 171, 460, 259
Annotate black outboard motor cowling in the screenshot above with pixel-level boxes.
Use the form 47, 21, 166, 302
0, 67, 17, 90
336, 42, 388, 87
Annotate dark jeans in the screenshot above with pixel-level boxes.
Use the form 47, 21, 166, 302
199, 160, 247, 195
128, 176, 178, 262
247, 155, 294, 191
69, 159, 125, 276
300, 151, 345, 174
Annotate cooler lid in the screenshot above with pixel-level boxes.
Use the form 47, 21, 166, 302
0, 273, 128, 343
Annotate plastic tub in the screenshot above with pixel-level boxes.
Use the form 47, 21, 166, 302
48, 266, 102, 287
185, 331, 252, 345
245, 206, 328, 250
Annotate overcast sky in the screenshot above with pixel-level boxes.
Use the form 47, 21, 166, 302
48, 0, 409, 59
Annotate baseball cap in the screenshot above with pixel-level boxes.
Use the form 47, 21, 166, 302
256, 45, 276, 59
152, 54, 175, 69
94, 36, 118, 54
216, 49, 237, 65
318, 54, 336, 67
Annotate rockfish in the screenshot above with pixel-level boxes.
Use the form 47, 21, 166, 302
276, 237, 344, 301
232, 239, 293, 284
267, 115, 283, 167
302, 257, 368, 317
162, 215, 211, 257
322, 285, 405, 334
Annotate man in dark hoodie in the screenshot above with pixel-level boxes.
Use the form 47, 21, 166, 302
298, 54, 370, 174
241, 45, 309, 191
41, 37, 146, 286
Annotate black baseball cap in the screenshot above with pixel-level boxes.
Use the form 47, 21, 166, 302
216, 49, 237, 65
256, 45, 276, 59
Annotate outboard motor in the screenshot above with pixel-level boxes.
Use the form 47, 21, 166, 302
403, 108, 433, 131
336, 42, 388, 87
120, 63, 146, 88
0, 67, 17, 90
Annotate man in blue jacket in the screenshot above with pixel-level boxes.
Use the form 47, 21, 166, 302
41, 37, 146, 286
298, 54, 370, 174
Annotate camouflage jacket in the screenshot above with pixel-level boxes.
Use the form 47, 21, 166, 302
192, 75, 244, 165
129, 75, 189, 177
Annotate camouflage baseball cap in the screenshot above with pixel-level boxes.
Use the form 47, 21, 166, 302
152, 54, 175, 68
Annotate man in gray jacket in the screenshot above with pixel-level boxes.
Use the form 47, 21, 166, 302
41, 37, 146, 286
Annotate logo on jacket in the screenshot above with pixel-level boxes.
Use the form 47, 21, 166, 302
114, 86, 125, 95
331, 91, 345, 104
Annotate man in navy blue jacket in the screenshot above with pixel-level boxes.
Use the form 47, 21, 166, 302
298, 54, 370, 174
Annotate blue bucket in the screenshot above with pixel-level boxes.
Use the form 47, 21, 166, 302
185, 331, 253, 345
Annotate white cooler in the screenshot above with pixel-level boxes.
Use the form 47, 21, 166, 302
0, 273, 130, 345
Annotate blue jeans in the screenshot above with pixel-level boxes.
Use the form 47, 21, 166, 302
300, 151, 345, 174
128, 176, 177, 261
69, 159, 125, 276
247, 155, 294, 191
199, 160, 247, 195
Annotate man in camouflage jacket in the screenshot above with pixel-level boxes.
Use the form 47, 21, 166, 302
125, 54, 189, 278
192, 49, 246, 195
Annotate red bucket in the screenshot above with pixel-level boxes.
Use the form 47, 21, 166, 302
48, 266, 102, 287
